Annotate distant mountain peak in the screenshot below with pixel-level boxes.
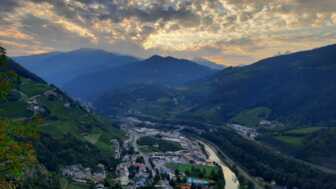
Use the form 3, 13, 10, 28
75, 48, 105, 52
193, 57, 225, 70
70, 48, 112, 54
147, 55, 164, 61
146, 55, 191, 64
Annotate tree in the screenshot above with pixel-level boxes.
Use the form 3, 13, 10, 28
0, 46, 5, 57
0, 47, 16, 99
0, 120, 40, 187
0, 46, 40, 188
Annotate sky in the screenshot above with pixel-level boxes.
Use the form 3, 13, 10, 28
0, 0, 336, 66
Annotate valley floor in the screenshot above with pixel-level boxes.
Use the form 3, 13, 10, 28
114, 118, 236, 189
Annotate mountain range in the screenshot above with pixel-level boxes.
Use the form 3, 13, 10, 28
3, 43, 336, 188
14, 48, 139, 87
95, 44, 336, 127
63, 55, 217, 101
15, 50, 219, 102
92, 44, 336, 170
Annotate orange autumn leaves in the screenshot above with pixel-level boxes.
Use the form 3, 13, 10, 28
0, 120, 39, 178
0, 47, 41, 187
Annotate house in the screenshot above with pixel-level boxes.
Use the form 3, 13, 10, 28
259, 120, 272, 126
187, 177, 209, 187
179, 184, 191, 189
64, 102, 71, 108
44, 90, 58, 98
96, 183, 105, 189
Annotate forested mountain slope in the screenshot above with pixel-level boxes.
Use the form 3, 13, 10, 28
63, 55, 217, 101
14, 48, 139, 87
1, 48, 124, 188
95, 44, 336, 127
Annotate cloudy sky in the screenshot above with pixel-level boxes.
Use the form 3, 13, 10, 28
1, 0, 336, 66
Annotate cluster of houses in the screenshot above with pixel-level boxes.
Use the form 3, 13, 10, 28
116, 154, 152, 188
27, 97, 47, 115
259, 119, 284, 129
129, 127, 213, 188
26, 89, 72, 116
228, 123, 258, 139
228, 120, 285, 139
62, 164, 106, 188
117, 118, 226, 188
178, 177, 211, 189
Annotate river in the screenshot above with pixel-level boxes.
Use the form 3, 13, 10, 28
200, 141, 240, 189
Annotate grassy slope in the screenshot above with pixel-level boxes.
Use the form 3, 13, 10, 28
259, 126, 336, 169
230, 107, 271, 127
1, 57, 125, 188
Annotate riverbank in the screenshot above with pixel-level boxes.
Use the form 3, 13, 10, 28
194, 136, 265, 189
200, 141, 239, 189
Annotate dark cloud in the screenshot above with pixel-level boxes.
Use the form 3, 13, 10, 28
0, 0, 19, 12
1, 0, 336, 66
21, 15, 92, 49
0, 0, 20, 24
27, 0, 200, 26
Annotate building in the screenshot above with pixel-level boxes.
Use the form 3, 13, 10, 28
179, 184, 191, 189
187, 177, 209, 187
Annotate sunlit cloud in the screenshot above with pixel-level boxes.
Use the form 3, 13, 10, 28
0, 0, 335, 65
5, 1, 97, 43
0, 27, 33, 40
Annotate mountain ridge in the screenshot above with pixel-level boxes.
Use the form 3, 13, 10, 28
14, 48, 139, 87
63, 54, 217, 101
94, 43, 336, 126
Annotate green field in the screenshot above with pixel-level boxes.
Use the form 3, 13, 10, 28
20, 78, 50, 97
286, 127, 325, 135
166, 163, 220, 178
231, 107, 271, 127
274, 135, 304, 146
270, 127, 325, 146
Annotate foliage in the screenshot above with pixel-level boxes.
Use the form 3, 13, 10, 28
201, 128, 336, 189
0, 101, 33, 118
231, 107, 271, 127
19, 78, 49, 97
96, 44, 336, 127
298, 128, 336, 169
0, 55, 17, 100
35, 134, 119, 172
1, 47, 39, 186
166, 163, 221, 179
259, 127, 336, 168
0, 46, 124, 188
168, 163, 225, 189
0, 119, 40, 184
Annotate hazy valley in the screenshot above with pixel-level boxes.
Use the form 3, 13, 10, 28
1, 1, 336, 189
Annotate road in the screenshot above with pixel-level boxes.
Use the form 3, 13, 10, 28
129, 130, 156, 177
